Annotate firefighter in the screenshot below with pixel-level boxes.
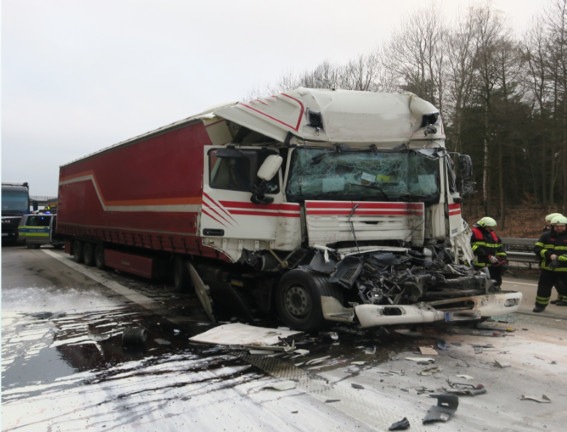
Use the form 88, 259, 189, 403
544, 212, 562, 231
543, 212, 565, 304
471, 216, 507, 288
533, 214, 567, 312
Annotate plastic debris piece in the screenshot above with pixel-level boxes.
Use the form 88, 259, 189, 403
389, 417, 410, 431
520, 394, 551, 403
422, 393, 459, 424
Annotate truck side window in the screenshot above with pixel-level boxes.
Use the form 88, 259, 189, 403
210, 157, 251, 191
209, 149, 280, 193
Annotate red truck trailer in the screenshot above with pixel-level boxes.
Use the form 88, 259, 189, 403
57, 88, 521, 331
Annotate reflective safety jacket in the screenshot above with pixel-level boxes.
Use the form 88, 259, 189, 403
470, 225, 507, 268
534, 229, 567, 272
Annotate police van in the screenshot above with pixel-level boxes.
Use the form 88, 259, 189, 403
18, 213, 64, 249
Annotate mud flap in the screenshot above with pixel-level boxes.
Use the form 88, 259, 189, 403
187, 263, 216, 323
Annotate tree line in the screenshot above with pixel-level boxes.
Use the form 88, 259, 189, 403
259, 0, 567, 226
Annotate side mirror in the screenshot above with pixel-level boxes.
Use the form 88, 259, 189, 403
257, 155, 283, 181
457, 154, 475, 196
251, 155, 283, 205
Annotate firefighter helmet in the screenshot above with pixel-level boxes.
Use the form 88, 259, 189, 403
545, 213, 562, 224
550, 214, 567, 226
477, 216, 497, 228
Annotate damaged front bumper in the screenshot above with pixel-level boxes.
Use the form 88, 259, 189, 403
322, 291, 523, 328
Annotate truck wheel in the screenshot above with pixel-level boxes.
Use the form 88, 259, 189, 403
173, 256, 191, 290
275, 269, 341, 332
95, 244, 106, 269
72, 240, 84, 263
83, 243, 95, 266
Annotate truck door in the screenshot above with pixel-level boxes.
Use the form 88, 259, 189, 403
201, 146, 284, 243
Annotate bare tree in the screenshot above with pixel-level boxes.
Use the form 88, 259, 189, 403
384, 7, 446, 110
444, 10, 479, 153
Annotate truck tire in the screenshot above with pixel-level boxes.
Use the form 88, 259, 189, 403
83, 243, 95, 266
72, 240, 84, 263
275, 269, 342, 332
95, 244, 105, 269
173, 256, 191, 291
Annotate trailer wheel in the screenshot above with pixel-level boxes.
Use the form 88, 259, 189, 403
83, 243, 95, 266
95, 244, 105, 269
173, 256, 191, 291
72, 240, 84, 263
275, 269, 342, 332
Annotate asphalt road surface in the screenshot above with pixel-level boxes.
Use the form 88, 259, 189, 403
2, 246, 567, 431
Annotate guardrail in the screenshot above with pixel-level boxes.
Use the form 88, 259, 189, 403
502, 238, 538, 268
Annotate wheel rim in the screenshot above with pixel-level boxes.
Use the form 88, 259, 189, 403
284, 284, 311, 318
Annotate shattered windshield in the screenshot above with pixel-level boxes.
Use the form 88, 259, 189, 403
286, 147, 440, 202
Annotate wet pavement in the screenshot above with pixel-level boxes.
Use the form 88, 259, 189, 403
2, 245, 567, 431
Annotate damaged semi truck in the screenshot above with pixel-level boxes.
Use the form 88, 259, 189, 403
57, 88, 522, 331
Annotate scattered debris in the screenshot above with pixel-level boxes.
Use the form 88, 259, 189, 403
405, 356, 435, 365
351, 383, 365, 390
447, 381, 487, 396
456, 374, 474, 380
154, 338, 171, 345
422, 394, 459, 424
388, 416, 410, 431
122, 326, 148, 348
418, 366, 441, 376
318, 331, 340, 342
188, 323, 301, 349
261, 381, 297, 391
304, 355, 331, 366
364, 346, 376, 355
494, 360, 511, 368
472, 343, 495, 353
325, 399, 341, 403
435, 339, 450, 350
419, 346, 438, 356
520, 394, 551, 403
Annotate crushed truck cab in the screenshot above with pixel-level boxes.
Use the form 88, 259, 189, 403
57, 88, 522, 331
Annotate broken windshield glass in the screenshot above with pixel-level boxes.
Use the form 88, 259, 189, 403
286, 147, 440, 202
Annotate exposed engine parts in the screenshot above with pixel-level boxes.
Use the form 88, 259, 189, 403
305, 247, 494, 307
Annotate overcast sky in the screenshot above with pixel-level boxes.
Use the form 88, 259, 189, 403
1, 0, 546, 197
